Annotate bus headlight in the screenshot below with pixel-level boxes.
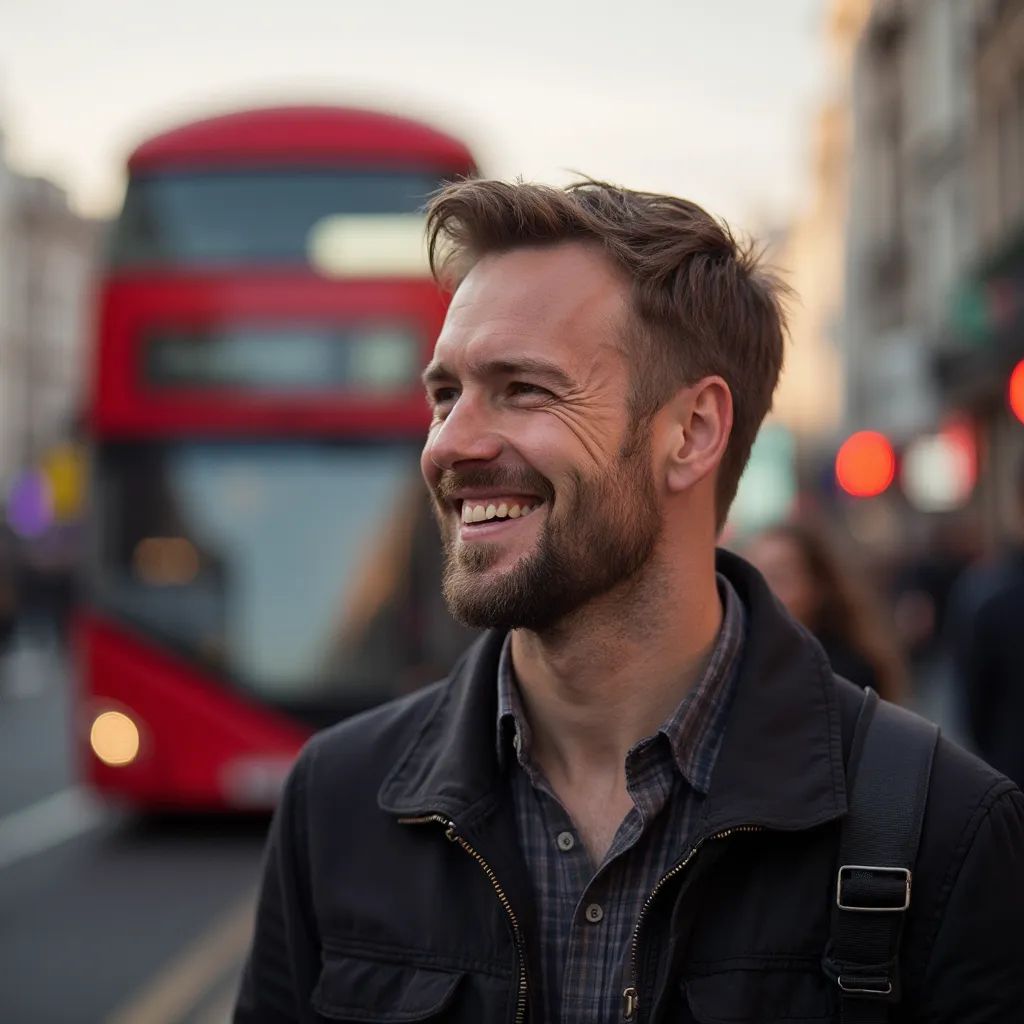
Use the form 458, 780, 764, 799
90, 710, 141, 767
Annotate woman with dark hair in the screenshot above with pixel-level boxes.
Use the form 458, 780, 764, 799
745, 519, 908, 704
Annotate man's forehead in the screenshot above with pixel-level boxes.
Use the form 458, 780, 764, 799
453, 243, 628, 311
434, 244, 632, 361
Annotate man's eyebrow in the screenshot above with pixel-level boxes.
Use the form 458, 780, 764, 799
421, 357, 575, 390
421, 361, 454, 388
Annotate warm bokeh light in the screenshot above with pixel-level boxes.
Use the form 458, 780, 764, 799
41, 441, 87, 521
90, 711, 141, 767
1010, 358, 1024, 425
835, 431, 896, 498
941, 418, 978, 474
901, 422, 977, 512
133, 537, 200, 585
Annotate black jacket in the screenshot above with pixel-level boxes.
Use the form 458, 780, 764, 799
235, 551, 1024, 1023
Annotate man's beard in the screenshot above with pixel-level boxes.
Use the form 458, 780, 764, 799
431, 439, 661, 632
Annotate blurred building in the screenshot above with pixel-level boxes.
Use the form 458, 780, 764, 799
730, 0, 870, 538
841, 0, 1024, 545
0, 123, 104, 497
844, 0, 974, 442
772, 0, 871, 444
938, 0, 1024, 536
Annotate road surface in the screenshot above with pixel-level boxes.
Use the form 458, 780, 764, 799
0, 634, 267, 1024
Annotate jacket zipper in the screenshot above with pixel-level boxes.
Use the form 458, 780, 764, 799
398, 813, 529, 1024
621, 824, 763, 1022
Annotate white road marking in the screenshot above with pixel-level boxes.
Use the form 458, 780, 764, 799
106, 893, 256, 1024
0, 786, 108, 872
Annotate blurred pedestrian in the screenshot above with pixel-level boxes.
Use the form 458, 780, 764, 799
745, 519, 907, 703
888, 515, 980, 672
948, 451, 1024, 787
236, 179, 1024, 1024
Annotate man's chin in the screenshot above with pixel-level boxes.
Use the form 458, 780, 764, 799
442, 570, 534, 631
443, 594, 517, 631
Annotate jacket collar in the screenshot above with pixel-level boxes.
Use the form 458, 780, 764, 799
696, 549, 848, 835
378, 549, 848, 835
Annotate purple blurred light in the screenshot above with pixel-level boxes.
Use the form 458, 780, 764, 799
7, 471, 54, 538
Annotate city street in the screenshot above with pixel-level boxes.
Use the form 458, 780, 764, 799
2, 0, 1024, 1018
0, 635, 266, 1024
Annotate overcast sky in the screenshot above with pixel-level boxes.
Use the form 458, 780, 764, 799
0, 0, 827, 229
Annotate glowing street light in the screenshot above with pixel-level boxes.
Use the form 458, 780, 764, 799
1010, 359, 1024, 425
835, 431, 896, 498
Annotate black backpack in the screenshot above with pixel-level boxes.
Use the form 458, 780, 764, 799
822, 687, 939, 1023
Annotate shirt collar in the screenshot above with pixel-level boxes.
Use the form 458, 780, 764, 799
497, 636, 531, 771
495, 574, 746, 794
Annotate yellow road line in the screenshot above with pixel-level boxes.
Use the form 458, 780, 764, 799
105, 892, 255, 1024
195, 976, 243, 1024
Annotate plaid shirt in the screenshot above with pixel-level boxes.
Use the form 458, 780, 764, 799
496, 577, 745, 1024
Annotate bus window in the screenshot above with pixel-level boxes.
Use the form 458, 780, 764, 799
144, 322, 422, 393
109, 169, 446, 268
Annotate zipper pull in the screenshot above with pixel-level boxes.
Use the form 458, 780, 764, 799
622, 986, 639, 1021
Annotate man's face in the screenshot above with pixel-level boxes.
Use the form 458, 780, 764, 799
421, 243, 663, 631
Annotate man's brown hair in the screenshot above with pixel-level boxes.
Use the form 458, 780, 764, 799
425, 178, 789, 529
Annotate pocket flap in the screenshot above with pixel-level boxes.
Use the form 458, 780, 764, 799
312, 954, 463, 1022
684, 966, 833, 1023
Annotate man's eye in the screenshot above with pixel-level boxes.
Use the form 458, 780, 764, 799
508, 382, 551, 398
431, 387, 459, 405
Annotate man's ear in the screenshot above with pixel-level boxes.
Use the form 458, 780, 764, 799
663, 376, 733, 495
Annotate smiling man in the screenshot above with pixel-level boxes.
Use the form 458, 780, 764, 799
235, 180, 1024, 1023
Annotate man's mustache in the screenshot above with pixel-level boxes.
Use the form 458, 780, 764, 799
433, 466, 554, 505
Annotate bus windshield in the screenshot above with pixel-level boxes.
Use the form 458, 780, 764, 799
109, 168, 445, 268
90, 440, 471, 722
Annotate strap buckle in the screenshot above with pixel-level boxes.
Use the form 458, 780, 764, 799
838, 975, 894, 995
836, 865, 911, 912
822, 947, 899, 1001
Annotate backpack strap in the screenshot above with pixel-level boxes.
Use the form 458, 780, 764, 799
822, 687, 939, 1023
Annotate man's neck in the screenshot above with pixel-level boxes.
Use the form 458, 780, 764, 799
508, 554, 723, 792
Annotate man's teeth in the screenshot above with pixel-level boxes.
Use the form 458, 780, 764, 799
461, 501, 539, 524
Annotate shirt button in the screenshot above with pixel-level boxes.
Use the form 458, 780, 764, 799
585, 902, 604, 924
556, 831, 575, 852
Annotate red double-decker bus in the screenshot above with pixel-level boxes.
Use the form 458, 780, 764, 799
76, 106, 477, 809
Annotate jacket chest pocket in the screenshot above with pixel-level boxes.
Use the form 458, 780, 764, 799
312, 955, 464, 1022
681, 964, 836, 1023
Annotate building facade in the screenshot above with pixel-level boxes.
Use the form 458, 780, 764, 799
771, 0, 871, 447
0, 125, 103, 499
728, 0, 870, 537
844, 0, 975, 442
841, 0, 1024, 543
942, 0, 1024, 535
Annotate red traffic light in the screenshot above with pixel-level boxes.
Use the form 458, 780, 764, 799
836, 431, 896, 498
1010, 359, 1024, 425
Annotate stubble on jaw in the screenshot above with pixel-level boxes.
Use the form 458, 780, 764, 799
434, 439, 661, 633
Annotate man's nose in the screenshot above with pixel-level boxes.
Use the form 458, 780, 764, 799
426, 393, 504, 470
